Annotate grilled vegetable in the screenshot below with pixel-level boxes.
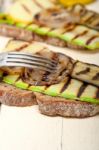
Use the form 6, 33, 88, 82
2, 73, 99, 104
1, 49, 74, 86
0, 10, 99, 51
68, 4, 99, 31
34, 7, 79, 28
59, 25, 99, 50
72, 61, 99, 87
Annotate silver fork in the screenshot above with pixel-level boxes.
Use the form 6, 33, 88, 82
0, 52, 57, 73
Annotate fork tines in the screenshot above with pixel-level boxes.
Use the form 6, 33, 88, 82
6, 52, 57, 73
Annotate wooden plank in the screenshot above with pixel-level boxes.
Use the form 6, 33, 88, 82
62, 117, 99, 150
0, 105, 62, 150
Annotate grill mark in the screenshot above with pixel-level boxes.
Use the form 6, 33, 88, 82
59, 68, 67, 76
15, 76, 21, 82
86, 14, 95, 23
4, 39, 14, 49
72, 30, 88, 40
70, 4, 84, 14
76, 67, 90, 75
54, 24, 76, 35
77, 82, 87, 97
78, 23, 98, 31
21, 4, 32, 14
86, 35, 98, 45
92, 73, 99, 80
15, 43, 29, 51
70, 61, 78, 75
60, 77, 71, 93
96, 89, 99, 99
34, 13, 40, 21
91, 18, 99, 26
65, 22, 73, 27
87, 15, 97, 23
81, 12, 95, 23
65, 24, 76, 32
32, 0, 44, 9
59, 58, 70, 76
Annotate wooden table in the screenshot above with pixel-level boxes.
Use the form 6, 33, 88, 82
0, 1, 99, 150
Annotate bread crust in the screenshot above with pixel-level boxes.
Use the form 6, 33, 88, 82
35, 93, 99, 118
0, 83, 37, 106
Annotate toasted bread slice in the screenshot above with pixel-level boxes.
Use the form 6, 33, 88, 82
0, 83, 37, 106
36, 92, 99, 118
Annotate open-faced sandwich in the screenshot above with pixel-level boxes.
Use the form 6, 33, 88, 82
0, 2, 99, 51
0, 40, 99, 118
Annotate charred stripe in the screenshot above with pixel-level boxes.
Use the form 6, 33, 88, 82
65, 24, 76, 32
81, 11, 95, 22
92, 73, 99, 80
60, 77, 71, 93
91, 18, 99, 26
15, 43, 29, 51
86, 35, 98, 45
32, 0, 44, 9
77, 82, 87, 97
96, 89, 99, 99
72, 30, 88, 40
21, 4, 32, 14
70, 61, 78, 75
76, 67, 90, 75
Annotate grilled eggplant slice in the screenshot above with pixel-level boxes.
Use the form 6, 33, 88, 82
67, 4, 99, 31
1, 49, 74, 86
22, 50, 74, 86
34, 7, 79, 28
72, 61, 99, 87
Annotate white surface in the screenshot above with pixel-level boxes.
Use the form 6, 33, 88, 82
0, 1, 99, 150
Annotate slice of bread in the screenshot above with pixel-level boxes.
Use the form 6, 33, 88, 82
36, 92, 99, 118
0, 83, 37, 107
